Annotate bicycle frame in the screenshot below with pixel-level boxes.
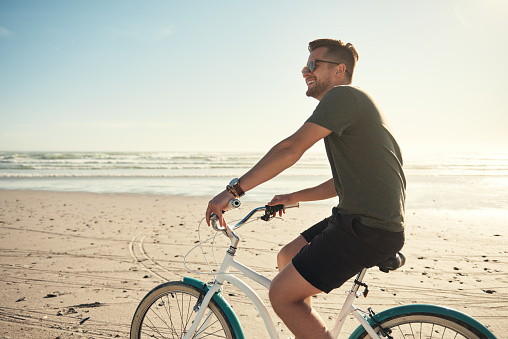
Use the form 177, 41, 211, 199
182, 224, 382, 339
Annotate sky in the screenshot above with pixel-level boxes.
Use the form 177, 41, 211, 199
0, 0, 507, 154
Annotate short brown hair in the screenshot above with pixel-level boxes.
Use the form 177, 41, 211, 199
308, 39, 359, 82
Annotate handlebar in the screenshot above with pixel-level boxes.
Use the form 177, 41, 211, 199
210, 199, 299, 232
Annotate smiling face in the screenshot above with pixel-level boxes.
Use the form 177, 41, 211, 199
303, 46, 346, 101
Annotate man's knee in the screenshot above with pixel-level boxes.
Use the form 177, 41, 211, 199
276, 244, 293, 270
268, 280, 280, 308
269, 262, 321, 306
277, 235, 307, 271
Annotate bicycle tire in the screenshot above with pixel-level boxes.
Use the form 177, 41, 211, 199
130, 281, 236, 339
354, 311, 494, 339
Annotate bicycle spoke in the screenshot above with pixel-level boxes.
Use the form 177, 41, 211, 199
164, 294, 179, 339
396, 324, 405, 338
409, 323, 415, 338
141, 313, 168, 338
195, 312, 224, 338
187, 293, 197, 331
151, 301, 179, 338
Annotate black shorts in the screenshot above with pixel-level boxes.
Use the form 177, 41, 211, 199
292, 207, 404, 293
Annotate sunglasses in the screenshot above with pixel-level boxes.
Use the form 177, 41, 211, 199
301, 59, 342, 75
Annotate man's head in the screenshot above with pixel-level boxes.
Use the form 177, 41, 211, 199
308, 39, 358, 83
303, 39, 359, 100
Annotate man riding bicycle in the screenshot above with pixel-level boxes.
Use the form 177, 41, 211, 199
206, 38, 405, 339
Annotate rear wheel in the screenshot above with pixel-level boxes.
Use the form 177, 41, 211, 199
355, 312, 491, 339
130, 281, 235, 339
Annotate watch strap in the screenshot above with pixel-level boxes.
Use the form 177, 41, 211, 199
226, 179, 245, 198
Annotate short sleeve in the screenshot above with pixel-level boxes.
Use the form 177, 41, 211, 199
305, 86, 358, 136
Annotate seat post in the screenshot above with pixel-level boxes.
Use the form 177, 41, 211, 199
331, 268, 370, 337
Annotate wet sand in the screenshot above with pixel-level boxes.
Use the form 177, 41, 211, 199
0, 190, 506, 338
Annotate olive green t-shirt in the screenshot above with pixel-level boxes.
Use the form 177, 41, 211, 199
306, 86, 405, 232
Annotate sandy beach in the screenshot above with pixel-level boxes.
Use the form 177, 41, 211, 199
0, 190, 506, 338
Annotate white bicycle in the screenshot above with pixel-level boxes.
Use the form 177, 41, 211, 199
130, 200, 496, 339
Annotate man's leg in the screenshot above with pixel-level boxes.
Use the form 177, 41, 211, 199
269, 262, 331, 339
276, 235, 314, 308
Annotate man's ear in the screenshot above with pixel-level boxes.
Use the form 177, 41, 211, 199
335, 64, 346, 77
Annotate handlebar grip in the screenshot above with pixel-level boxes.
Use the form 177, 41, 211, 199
265, 204, 283, 215
210, 199, 241, 231
265, 203, 299, 215
223, 198, 241, 212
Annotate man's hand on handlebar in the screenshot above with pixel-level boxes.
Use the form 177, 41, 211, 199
268, 194, 298, 217
206, 190, 232, 227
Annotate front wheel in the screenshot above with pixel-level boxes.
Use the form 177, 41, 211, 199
130, 281, 236, 339
354, 311, 494, 339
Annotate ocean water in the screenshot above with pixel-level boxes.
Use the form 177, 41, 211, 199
1, 151, 508, 211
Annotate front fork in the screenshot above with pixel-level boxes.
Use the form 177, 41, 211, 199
183, 234, 236, 339
182, 282, 223, 339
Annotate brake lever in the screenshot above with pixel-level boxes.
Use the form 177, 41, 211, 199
260, 213, 283, 222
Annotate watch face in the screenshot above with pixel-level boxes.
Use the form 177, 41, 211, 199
229, 178, 239, 186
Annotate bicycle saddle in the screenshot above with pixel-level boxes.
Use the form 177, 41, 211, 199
376, 252, 406, 273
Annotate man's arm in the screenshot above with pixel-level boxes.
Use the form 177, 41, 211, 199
268, 178, 337, 207
206, 122, 331, 226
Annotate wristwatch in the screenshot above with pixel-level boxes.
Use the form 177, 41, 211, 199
226, 178, 245, 198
